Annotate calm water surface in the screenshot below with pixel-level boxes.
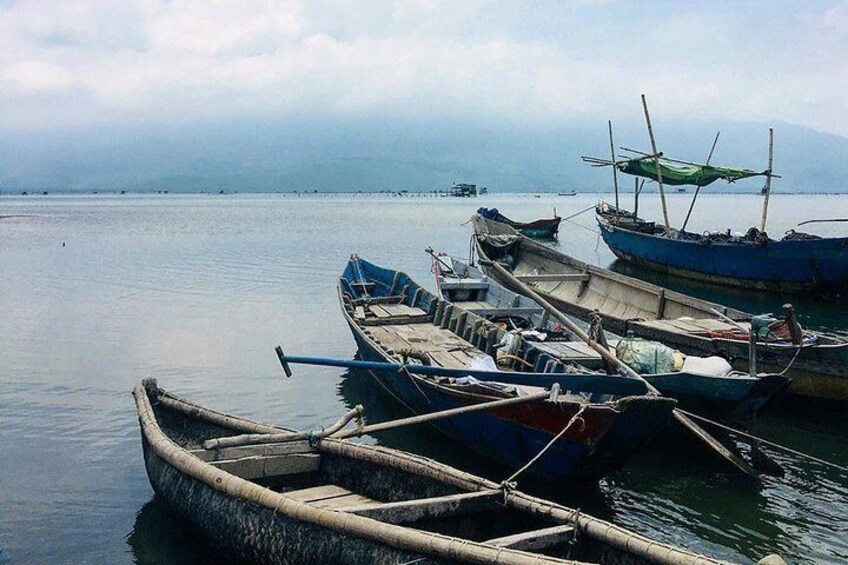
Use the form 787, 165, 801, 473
1, 193, 846, 564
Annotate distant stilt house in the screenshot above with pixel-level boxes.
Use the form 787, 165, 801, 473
443, 183, 478, 197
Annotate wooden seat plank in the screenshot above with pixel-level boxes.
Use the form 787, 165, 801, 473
485, 524, 576, 551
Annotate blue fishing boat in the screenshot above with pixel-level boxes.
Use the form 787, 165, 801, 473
476, 207, 562, 240
433, 254, 789, 422
338, 256, 675, 482
581, 103, 848, 292
597, 201, 848, 292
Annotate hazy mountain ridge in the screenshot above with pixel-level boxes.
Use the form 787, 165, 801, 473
2, 117, 847, 193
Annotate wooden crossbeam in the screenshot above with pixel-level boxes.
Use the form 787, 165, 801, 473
339, 490, 501, 524
485, 524, 576, 551
516, 273, 590, 283
208, 453, 320, 479
190, 440, 314, 462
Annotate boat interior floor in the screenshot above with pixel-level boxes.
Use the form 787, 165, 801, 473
352, 300, 431, 326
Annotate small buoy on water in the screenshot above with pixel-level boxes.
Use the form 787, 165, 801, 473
62, 241, 65, 247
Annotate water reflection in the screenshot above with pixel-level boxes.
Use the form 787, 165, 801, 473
127, 498, 223, 565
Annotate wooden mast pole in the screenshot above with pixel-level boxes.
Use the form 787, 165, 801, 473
641, 94, 670, 230
608, 120, 620, 215
759, 128, 774, 232
681, 131, 720, 232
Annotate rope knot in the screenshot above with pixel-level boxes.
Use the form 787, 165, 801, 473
308, 429, 322, 448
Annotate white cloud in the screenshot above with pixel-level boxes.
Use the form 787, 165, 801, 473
2, 60, 73, 92
0, 0, 846, 136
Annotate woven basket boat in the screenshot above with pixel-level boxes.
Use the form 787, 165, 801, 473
135, 379, 748, 565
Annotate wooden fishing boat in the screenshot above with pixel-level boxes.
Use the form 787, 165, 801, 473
433, 253, 789, 422
339, 256, 676, 481
596, 201, 848, 292
134, 378, 782, 565
477, 207, 562, 239
582, 102, 848, 292
472, 215, 848, 401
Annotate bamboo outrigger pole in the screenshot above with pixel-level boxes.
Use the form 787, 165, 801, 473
641, 94, 670, 230
760, 128, 775, 232
480, 259, 758, 476
681, 131, 720, 232
608, 120, 620, 215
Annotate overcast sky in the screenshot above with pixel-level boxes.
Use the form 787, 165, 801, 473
2, 0, 847, 136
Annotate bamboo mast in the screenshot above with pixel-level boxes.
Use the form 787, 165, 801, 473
681, 131, 720, 232
608, 120, 619, 215
641, 95, 670, 230
759, 128, 774, 232
634, 178, 642, 219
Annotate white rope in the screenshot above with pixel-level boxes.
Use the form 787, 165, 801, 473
503, 405, 588, 484
560, 204, 596, 222
676, 409, 848, 474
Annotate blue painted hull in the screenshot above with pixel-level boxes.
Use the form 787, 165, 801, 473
348, 322, 669, 481
340, 256, 675, 481
598, 218, 848, 291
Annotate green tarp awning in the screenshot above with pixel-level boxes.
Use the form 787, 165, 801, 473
618, 158, 764, 187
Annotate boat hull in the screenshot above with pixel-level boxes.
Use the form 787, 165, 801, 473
472, 216, 848, 401
347, 319, 671, 481
598, 218, 848, 292
515, 218, 561, 240
142, 437, 428, 565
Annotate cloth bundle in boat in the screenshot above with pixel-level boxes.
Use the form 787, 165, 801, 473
681, 356, 733, 377
616, 337, 685, 374
618, 158, 764, 187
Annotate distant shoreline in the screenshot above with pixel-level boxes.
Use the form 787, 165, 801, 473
2, 190, 847, 197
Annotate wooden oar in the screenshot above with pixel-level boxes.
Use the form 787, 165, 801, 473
205, 387, 558, 450
274, 346, 650, 396
480, 259, 758, 476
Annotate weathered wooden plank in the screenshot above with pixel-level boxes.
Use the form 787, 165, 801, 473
210, 453, 320, 479
440, 279, 489, 290
428, 350, 464, 368
351, 295, 404, 306
341, 490, 501, 524
316, 492, 381, 509
190, 440, 314, 462
380, 304, 406, 316
285, 484, 356, 502
516, 273, 590, 283
370, 305, 392, 318
485, 524, 576, 551
354, 306, 366, 320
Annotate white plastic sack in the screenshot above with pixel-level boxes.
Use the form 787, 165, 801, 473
468, 356, 498, 372
681, 355, 732, 377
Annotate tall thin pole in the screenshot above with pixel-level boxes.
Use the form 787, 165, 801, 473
608, 120, 619, 213
681, 131, 720, 232
641, 94, 670, 230
634, 178, 641, 218
760, 128, 774, 232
